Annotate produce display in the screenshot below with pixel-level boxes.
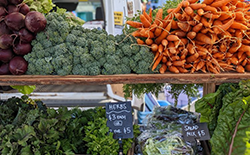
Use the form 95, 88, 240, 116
137, 106, 199, 155
23, 10, 157, 75
126, 0, 250, 74
195, 80, 250, 155
0, 0, 47, 75
0, 95, 139, 155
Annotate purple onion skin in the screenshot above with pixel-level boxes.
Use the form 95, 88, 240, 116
25, 11, 47, 33
9, 0, 23, 5
9, 56, 28, 75
5, 12, 25, 31
0, 0, 8, 7
0, 6, 6, 16
0, 63, 10, 75
19, 3, 29, 15
0, 21, 11, 36
18, 28, 34, 43
0, 34, 13, 49
0, 48, 14, 62
7, 5, 19, 14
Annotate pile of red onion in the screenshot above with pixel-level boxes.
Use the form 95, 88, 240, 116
0, 0, 47, 75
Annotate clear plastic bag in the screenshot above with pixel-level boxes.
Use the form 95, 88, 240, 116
137, 106, 199, 155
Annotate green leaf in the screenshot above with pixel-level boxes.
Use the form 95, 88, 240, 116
210, 96, 250, 155
16, 125, 36, 146
11, 85, 36, 95
20, 146, 33, 155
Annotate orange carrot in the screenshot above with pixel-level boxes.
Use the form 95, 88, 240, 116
131, 30, 141, 37
210, 0, 231, 7
201, 28, 214, 34
187, 31, 197, 39
139, 28, 154, 38
137, 38, 144, 45
143, 9, 151, 23
203, 13, 220, 19
182, 0, 190, 8
149, 8, 152, 21
158, 44, 164, 54
230, 56, 239, 65
159, 64, 167, 73
201, 17, 211, 28
169, 66, 180, 73
187, 43, 195, 54
230, 21, 248, 30
172, 2, 183, 13
235, 12, 245, 21
172, 30, 186, 37
213, 20, 223, 34
188, 0, 199, 3
173, 60, 186, 67
151, 44, 158, 52
202, 0, 214, 5
217, 16, 234, 31
245, 64, 250, 71
154, 8, 163, 25
184, 6, 194, 16
168, 41, 177, 54
197, 9, 204, 16
162, 56, 168, 63
140, 14, 151, 28
196, 60, 205, 71
236, 65, 245, 73
154, 22, 163, 37
180, 38, 188, 46
194, 14, 201, 22
203, 5, 218, 13
239, 53, 247, 63
167, 34, 180, 42
190, 3, 206, 10
187, 20, 197, 26
152, 54, 163, 71
184, 63, 193, 69
145, 38, 153, 45
177, 22, 191, 32
171, 20, 179, 29
149, 23, 158, 32
192, 23, 203, 32
126, 21, 143, 28
221, 6, 229, 11
196, 33, 214, 44
187, 52, 199, 63
177, 66, 189, 73
166, 61, 172, 66
242, 39, 250, 45
161, 39, 168, 49
155, 22, 172, 44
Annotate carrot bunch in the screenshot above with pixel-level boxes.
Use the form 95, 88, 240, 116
126, 0, 250, 74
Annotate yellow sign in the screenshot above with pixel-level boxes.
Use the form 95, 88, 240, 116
114, 11, 123, 26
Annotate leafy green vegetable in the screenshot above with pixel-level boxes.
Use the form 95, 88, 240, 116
23, 0, 55, 14
0, 96, 140, 155
210, 96, 250, 155
11, 85, 36, 95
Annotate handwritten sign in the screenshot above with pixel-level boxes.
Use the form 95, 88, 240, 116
106, 101, 133, 139
182, 123, 210, 142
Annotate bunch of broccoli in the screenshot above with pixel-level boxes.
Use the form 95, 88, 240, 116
24, 12, 157, 76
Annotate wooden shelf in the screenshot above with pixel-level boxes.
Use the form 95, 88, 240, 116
0, 73, 249, 85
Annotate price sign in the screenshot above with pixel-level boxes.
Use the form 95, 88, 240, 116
182, 123, 210, 142
106, 101, 134, 139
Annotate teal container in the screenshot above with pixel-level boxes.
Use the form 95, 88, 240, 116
77, 12, 93, 22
